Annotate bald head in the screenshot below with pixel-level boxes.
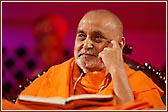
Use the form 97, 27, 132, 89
74, 9, 125, 73
78, 9, 123, 39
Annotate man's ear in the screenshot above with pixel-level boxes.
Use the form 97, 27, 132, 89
119, 37, 125, 49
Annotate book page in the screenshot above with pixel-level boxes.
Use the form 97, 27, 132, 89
18, 94, 114, 110
18, 94, 113, 105
18, 95, 66, 105
66, 94, 113, 103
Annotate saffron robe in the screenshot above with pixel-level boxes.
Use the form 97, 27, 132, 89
15, 58, 165, 109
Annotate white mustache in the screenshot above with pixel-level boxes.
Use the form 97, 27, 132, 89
78, 50, 98, 57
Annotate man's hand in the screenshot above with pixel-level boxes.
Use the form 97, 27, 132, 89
98, 40, 124, 71
98, 40, 134, 105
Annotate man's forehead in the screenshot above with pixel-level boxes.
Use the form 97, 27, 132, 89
77, 28, 104, 36
79, 10, 122, 28
80, 14, 111, 24
78, 17, 116, 33
77, 22, 106, 35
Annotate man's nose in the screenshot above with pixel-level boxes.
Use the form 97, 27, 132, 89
83, 37, 93, 50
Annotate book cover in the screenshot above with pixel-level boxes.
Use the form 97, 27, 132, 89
18, 94, 114, 110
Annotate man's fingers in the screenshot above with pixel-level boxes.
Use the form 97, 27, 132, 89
107, 41, 113, 48
98, 52, 103, 63
105, 40, 120, 49
111, 40, 120, 48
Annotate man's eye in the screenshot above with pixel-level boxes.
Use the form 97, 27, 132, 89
77, 33, 86, 41
94, 35, 104, 42
78, 33, 86, 37
95, 35, 102, 39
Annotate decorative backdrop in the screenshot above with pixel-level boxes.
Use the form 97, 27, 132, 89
2, 1, 166, 100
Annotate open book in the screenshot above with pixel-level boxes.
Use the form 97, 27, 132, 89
18, 94, 114, 110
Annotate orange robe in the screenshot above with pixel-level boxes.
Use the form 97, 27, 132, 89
13, 58, 165, 110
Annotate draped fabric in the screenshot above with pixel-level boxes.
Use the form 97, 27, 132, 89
12, 57, 165, 109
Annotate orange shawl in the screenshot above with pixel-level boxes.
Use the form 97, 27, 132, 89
17, 57, 165, 109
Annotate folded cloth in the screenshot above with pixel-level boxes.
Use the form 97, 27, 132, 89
3, 98, 160, 110
79, 98, 155, 110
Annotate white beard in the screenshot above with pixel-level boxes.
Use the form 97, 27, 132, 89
76, 56, 105, 73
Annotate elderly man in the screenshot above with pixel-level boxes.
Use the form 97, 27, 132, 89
13, 9, 165, 110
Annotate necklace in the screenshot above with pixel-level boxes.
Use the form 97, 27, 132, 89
73, 72, 111, 94
73, 72, 84, 92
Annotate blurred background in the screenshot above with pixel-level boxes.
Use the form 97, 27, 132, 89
2, 2, 166, 100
